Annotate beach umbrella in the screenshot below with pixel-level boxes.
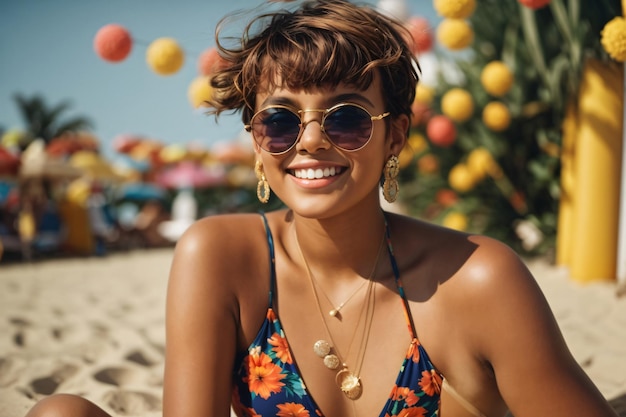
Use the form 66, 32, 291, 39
155, 161, 226, 189
69, 151, 121, 181
19, 140, 82, 179
0, 147, 20, 178
115, 182, 168, 202
112, 134, 143, 153
210, 141, 254, 165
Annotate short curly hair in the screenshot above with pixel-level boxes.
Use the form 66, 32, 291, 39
207, 0, 419, 130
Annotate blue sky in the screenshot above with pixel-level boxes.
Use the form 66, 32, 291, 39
0, 0, 436, 158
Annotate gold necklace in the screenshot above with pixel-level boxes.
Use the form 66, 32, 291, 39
293, 224, 383, 400
310, 237, 383, 318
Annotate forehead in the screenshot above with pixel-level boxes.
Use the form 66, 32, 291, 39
254, 74, 384, 109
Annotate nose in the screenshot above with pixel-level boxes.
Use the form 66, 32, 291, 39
296, 111, 332, 153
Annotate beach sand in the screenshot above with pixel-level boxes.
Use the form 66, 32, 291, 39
1, 249, 625, 416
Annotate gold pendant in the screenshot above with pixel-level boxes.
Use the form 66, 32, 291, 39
335, 368, 362, 400
313, 340, 331, 357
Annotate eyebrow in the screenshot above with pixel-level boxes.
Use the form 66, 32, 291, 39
259, 92, 376, 109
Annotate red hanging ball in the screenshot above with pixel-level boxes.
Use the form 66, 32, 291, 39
406, 17, 433, 54
94, 24, 132, 62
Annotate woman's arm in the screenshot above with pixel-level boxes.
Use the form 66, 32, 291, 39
468, 236, 618, 417
163, 217, 240, 417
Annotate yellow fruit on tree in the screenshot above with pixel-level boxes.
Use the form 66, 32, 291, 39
415, 84, 435, 104
481, 61, 514, 97
482, 101, 511, 132
434, 0, 477, 19
436, 19, 474, 51
467, 147, 495, 180
448, 163, 476, 192
442, 211, 469, 231
441, 88, 474, 122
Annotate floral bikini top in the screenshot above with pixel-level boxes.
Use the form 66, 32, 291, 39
231, 214, 443, 417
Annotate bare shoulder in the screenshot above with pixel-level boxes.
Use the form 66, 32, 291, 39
168, 212, 272, 302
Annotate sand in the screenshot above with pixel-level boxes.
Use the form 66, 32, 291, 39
1, 249, 625, 416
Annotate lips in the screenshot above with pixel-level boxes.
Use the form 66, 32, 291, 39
290, 166, 344, 179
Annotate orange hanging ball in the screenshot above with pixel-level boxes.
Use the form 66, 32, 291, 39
146, 37, 185, 76
94, 24, 132, 62
197, 47, 227, 76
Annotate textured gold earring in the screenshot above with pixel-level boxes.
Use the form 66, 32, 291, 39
383, 155, 400, 203
255, 160, 270, 204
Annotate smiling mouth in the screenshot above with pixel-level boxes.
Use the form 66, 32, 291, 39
290, 167, 344, 179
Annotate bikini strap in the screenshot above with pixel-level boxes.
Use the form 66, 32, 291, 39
259, 212, 277, 308
383, 212, 418, 340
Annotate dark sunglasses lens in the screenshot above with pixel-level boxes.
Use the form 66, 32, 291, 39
252, 108, 300, 153
324, 106, 372, 150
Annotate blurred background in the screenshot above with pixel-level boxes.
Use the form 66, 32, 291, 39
0, 0, 624, 284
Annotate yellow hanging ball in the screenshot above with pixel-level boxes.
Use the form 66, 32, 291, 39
441, 88, 474, 122
442, 211, 469, 231
481, 61, 514, 97
483, 101, 511, 132
437, 18, 474, 51
146, 37, 184, 75
434, 0, 476, 19
188, 76, 212, 108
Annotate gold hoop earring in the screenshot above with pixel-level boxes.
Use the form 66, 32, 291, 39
255, 160, 270, 204
382, 155, 400, 203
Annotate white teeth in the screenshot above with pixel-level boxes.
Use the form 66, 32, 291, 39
293, 167, 340, 179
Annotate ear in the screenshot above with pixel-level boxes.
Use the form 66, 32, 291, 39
388, 114, 410, 157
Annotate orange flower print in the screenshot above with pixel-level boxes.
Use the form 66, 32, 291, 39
269, 332, 293, 364
406, 339, 420, 363
396, 407, 428, 417
392, 386, 419, 407
276, 402, 311, 417
418, 370, 442, 397
246, 351, 286, 399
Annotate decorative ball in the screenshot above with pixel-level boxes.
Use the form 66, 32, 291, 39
442, 211, 468, 231
188, 76, 212, 108
146, 37, 185, 75
436, 18, 474, 51
448, 163, 475, 192
601, 17, 626, 62
433, 0, 476, 19
481, 61, 514, 97
518, 0, 551, 9
426, 115, 457, 147
441, 88, 474, 122
405, 17, 433, 54
198, 47, 226, 76
482, 102, 511, 132
94, 24, 132, 62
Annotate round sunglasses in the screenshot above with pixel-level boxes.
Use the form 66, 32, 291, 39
244, 103, 390, 154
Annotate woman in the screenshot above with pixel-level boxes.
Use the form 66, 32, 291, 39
26, 1, 618, 416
